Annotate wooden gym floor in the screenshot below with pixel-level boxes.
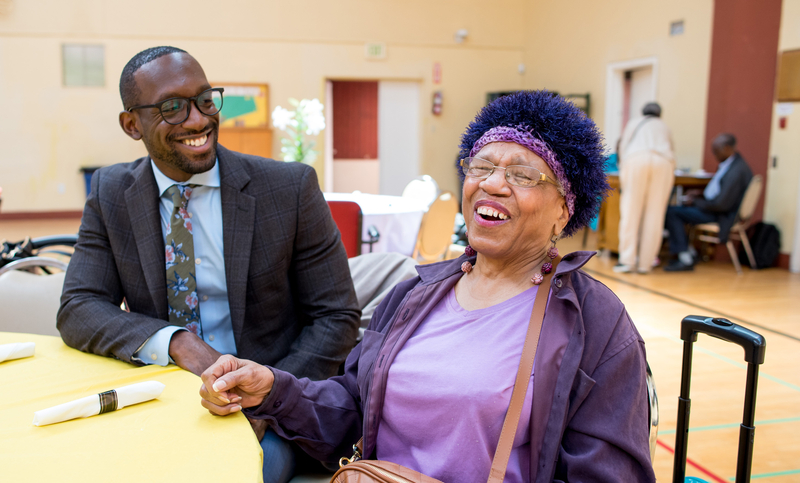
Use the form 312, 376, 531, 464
2, 219, 798, 481
561, 232, 800, 482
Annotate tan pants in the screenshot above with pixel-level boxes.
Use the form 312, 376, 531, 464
618, 151, 675, 272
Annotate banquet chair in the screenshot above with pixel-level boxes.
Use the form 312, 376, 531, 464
411, 191, 459, 263
401, 175, 440, 207
693, 174, 763, 274
1, 234, 77, 275
0, 257, 66, 336
327, 201, 380, 258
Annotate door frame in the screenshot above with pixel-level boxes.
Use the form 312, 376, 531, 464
604, 57, 659, 153
324, 80, 334, 192
324, 78, 422, 195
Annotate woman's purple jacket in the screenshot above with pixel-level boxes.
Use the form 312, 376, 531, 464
246, 251, 656, 482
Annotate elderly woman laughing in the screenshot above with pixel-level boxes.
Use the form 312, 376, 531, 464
199, 91, 655, 483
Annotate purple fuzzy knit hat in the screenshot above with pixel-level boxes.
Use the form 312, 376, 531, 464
459, 91, 609, 237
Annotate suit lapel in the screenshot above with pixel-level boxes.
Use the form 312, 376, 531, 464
218, 146, 255, 345
125, 159, 169, 320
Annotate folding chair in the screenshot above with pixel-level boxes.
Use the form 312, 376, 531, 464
327, 201, 380, 258
694, 175, 763, 274
411, 191, 459, 263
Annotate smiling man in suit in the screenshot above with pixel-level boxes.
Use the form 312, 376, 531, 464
58, 46, 360, 483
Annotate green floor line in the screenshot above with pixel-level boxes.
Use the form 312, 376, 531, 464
659, 416, 800, 435
692, 345, 800, 393
636, 322, 800, 394
584, 268, 800, 343
730, 468, 800, 480
585, 271, 800, 393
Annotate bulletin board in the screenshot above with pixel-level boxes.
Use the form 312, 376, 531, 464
777, 50, 800, 102
214, 83, 270, 128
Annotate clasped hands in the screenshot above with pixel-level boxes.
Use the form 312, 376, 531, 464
199, 354, 275, 416
170, 333, 275, 441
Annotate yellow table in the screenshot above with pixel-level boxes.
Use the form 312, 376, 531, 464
0, 332, 263, 482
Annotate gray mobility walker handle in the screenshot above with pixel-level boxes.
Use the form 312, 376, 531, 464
672, 316, 766, 483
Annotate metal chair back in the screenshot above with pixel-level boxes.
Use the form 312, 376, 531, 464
412, 191, 458, 263
0, 257, 67, 336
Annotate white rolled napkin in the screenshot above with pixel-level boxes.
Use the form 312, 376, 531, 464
33, 380, 165, 427
0, 342, 35, 363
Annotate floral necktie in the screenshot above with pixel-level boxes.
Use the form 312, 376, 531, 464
165, 184, 202, 337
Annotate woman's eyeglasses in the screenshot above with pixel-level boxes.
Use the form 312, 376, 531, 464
460, 157, 560, 189
127, 87, 224, 125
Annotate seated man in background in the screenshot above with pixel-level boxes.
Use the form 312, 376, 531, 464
57, 46, 360, 483
663, 133, 753, 271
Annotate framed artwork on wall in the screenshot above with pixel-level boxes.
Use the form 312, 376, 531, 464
213, 83, 272, 158
214, 83, 270, 128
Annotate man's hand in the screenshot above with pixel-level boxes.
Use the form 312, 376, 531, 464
199, 354, 275, 416
682, 188, 703, 206
169, 330, 223, 376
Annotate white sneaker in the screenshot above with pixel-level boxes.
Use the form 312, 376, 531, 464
613, 264, 633, 273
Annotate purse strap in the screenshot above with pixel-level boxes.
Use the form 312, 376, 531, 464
486, 255, 561, 483
345, 256, 562, 482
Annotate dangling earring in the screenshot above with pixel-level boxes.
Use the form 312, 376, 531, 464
462, 231, 476, 273
531, 233, 560, 285
547, 233, 560, 259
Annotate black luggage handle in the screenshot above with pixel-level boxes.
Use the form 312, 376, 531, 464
680, 315, 766, 364
673, 316, 766, 483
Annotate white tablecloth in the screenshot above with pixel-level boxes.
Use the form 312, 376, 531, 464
324, 193, 428, 256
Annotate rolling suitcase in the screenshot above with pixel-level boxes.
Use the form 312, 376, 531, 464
672, 315, 767, 483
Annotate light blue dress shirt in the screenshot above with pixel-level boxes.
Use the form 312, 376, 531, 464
132, 160, 237, 365
703, 155, 734, 201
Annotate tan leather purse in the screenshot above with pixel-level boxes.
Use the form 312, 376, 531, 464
330, 258, 560, 483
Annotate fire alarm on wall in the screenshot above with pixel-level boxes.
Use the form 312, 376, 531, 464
432, 91, 443, 115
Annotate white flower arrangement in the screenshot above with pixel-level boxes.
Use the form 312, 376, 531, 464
271, 98, 326, 164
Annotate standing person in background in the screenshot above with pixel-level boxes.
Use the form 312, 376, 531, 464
615, 102, 675, 274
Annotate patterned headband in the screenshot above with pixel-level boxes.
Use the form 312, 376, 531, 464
469, 125, 575, 216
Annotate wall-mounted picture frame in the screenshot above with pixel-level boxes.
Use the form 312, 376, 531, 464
213, 83, 270, 128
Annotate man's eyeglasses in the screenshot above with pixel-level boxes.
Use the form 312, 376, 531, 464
127, 87, 224, 125
460, 157, 561, 189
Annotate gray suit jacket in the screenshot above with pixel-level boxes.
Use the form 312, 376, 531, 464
694, 152, 753, 242
58, 145, 360, 381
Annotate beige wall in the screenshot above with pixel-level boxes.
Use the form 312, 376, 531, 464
0, 0, 526, 212
521, 0, 714, 170
767, 0, 800, 259
6, 0, 794, 264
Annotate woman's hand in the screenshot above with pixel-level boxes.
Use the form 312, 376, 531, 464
199, 354, 275, 415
